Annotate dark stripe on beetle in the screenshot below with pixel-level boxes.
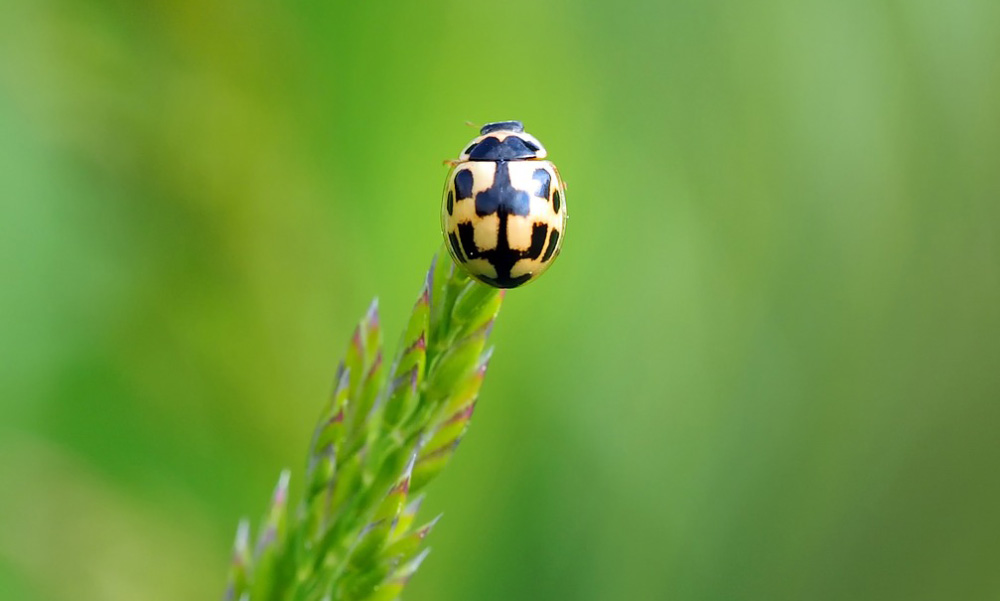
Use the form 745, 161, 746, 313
552, 189, 561, 213
446, 189, 454, 215
487, 212, 515, 285
457, 222, 480, 259
476, 272, 531, 288
458, 186, 556, 287
526, 223, 548, 260
478, 212, 537, 288
475, 161, 530, 217
448, 231, 465, 262
454, 169, 474, 200
541, 229, 560, 262
533, 168, 551, 200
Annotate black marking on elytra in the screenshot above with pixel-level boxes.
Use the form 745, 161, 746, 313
526, 223, 549, 260
476, 272, 531, 288
464, 212, 545, 288
532, 168, 551, 201
480, 121, 523, 135
552, 188, 562, 213
454, 169, 474, 200
446, 189, 454, 215
456, 162, 556, 288
476, 162, 529, 217
542, 229, 560, 262
457, 222, 480, 260
468, 136, 539, 161
448, 231, 465, 262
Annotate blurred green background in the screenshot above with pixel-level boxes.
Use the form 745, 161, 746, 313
2, 0, 999, 599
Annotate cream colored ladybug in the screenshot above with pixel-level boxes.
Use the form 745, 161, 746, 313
441, 121, 567, 288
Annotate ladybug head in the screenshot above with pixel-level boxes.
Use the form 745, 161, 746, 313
479, 121, 524, 135
458, 120, 547, 161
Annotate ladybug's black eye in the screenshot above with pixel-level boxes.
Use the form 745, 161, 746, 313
523, 140, 540, 152
463, 143, 478, 155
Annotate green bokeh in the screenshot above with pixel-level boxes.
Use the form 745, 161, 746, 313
2, 1, 998, 599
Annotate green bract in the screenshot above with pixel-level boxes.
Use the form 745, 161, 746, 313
224, 249, 502, 601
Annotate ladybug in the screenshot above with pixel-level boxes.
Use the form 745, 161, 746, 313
442, 120, 567, 288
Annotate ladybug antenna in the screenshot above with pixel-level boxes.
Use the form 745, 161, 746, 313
480, 121, 524, 135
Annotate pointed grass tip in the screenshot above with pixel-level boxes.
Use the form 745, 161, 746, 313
273, 469, 291, 506
366, 297, 380, 327
418, 514, 443, 539
402, 448, 419, 480
232, 518, 250, 558
396, 548, 432, 582
418, 272, 432, 306
332, 363, 350, 393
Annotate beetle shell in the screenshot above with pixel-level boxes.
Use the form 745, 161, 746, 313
442, 122, 567, 288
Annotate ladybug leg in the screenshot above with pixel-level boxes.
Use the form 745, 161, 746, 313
443, 159, 461, 167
